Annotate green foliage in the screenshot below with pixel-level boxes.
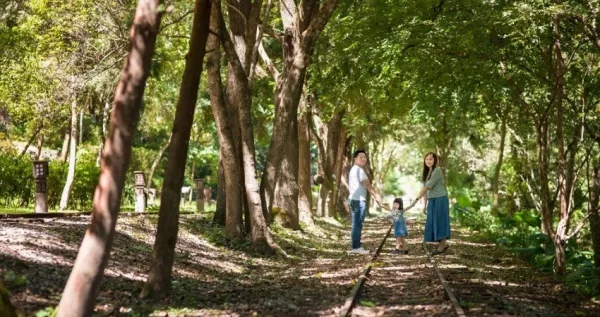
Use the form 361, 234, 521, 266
454, 204, 599, 296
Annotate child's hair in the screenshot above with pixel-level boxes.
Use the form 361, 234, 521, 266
393, 197, 403, 209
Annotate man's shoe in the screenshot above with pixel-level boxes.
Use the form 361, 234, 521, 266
349, 247, 370, 254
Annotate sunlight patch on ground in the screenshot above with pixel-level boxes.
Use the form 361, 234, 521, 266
483, 264, 524, 270
479, 279, 525, 287
452, 240, 495, 247
149, 309, 242, 316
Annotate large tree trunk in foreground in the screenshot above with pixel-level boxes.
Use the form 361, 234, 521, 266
57, 1, 163, 315
219, 1, 281, 253
260, 0, 339, 226
142, 0, 211, 300
207, 2, 244, 238
59, 101, 79, 211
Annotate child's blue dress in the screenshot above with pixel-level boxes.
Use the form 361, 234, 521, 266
391, 209, 408, 237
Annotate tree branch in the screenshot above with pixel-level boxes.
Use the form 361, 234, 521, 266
302, 0, 338, 52
258, 40, 279, 82
566, 211, 592, 240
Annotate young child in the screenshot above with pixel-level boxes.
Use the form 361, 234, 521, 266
389, 197, 408, 254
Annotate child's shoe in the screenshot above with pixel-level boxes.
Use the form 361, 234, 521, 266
391, 249, 402, 255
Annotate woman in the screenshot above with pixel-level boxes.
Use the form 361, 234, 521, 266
407, 152, 451, 255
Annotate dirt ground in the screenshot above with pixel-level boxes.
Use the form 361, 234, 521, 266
1, 213, 599, 316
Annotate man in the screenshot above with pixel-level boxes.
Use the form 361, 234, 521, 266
348, 149, 382, 254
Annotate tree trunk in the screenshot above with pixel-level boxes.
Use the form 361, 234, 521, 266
207, 2, 243, 238
57, 1, 163, 315
213, 157, 227, 226
331, 128, 347, 218
273, 114, 300, 229
590, 164, 600, 267
219, 1, 281, 253
492, 105, 510, 215
19, 123, 43, 157
147, 133, 172, 190
141, 0, 211, 300
60, 129, 70, 162
552, 14, 569, 276
97, 102, 111, 166
79, 109, 84, 144
35, 132, 44, 160
298, 93, 313, 225
535, 118, 554, 237
336, 138, 352, 217
261, 0, 339, 223
59, 101, 79, 211
188, 161, 195, 203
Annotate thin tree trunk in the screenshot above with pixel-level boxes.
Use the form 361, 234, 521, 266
590, 164, 600, 267
188, 161, 195, 203
298, 93, 313, 225
331, 127, 347, 218
59, 101, 78, 211
79, 109, 84, 144
147, 133, 172, 190
142, 0, 211, 300
61, 129, 70, 162
57, 1, 163, 314
19, 123, 43, 157
492, 105, 510, 215
97, 102, 111, 166
214, 157, 227, 226
207, 2, 243, 238
552, 14, 568, 275
35, 132, 44, 160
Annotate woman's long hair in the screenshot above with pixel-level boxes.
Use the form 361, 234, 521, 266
421, 152, 438, 183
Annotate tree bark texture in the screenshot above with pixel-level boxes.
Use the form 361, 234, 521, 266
142, 0, 212, 300
260, 0, 338, 226
60, 129, 70, 162
213, 156, 227, 226
57, 1, 163, 315
207, 1, 244, 238
59, 101, 79, 211
297, 92, 313, 225
590, 164, 600, 267
492, 104, 510, 216
219, 1, 281, 253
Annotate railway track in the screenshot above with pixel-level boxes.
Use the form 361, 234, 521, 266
339, 219, 593, 317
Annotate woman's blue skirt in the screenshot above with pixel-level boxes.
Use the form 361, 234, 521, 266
423, 196, 451, 242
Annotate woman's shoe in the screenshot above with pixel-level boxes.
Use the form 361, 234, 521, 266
432, 245, 449, 255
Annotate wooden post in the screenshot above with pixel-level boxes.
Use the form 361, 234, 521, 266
134, 171, 146, 213
195, 178, 205, 212
203, 188, 211, 206
33, 161, 49, 213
